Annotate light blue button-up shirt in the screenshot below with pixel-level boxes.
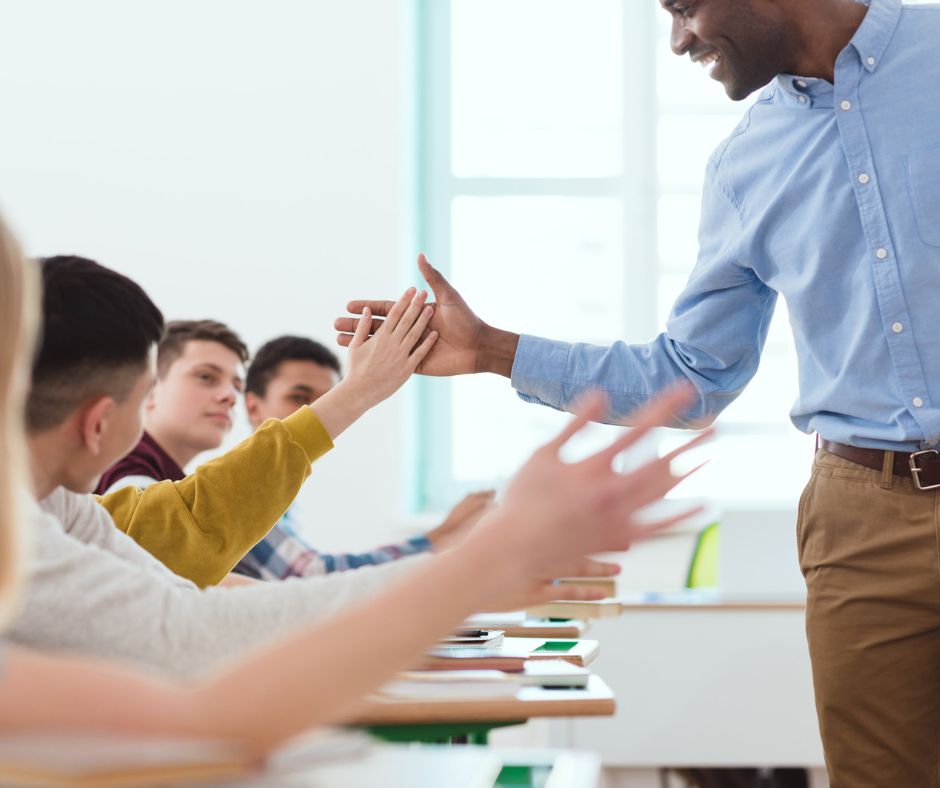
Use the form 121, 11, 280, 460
511, 0, 940, 451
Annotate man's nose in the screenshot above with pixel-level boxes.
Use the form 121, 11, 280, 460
671, 19, 695, 56
219, 385, 238, 405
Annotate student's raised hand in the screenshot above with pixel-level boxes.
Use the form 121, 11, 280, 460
335, 254, 518, 378
343, 287, 438, 406
309, 288, 437, 439
460, 384, 712, 610
425, 490, 496, 552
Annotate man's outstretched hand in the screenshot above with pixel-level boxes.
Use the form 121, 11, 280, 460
334, 254, 520, 378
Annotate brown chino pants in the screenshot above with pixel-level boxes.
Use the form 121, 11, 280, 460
799, 448, 940, 787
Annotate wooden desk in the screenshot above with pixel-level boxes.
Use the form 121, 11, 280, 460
528, 599, 623, 620
530, 590, 806, 619
500, 618, 587, 639
351, 674, 615, 728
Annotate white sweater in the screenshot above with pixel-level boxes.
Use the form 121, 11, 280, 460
5, 488, 425, 679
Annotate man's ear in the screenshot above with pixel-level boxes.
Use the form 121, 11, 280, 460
78, 395, 116, 456
244, 392, 262, 427
143, 385, 158, 415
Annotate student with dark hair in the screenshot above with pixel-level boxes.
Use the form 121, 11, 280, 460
234, 335, 494, 580
26, 255, 165, 434
96, 320, 250, 495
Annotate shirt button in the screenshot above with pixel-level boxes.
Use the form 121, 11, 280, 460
840, 100, 852, 111
858, 173, 870, 184
867, 57, 876, 66
799, 95, 808, 104
796, 79, 808, 89
876, 248, 888, 259
892, 322, 904, 333
914, 397, 925, 408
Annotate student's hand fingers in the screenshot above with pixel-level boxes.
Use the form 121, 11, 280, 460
608, 458, 708, 519
392, 291, 429, 340
408, 330, 439, 369
543, 391, 609, 454
615, 429, 713, 501
380, 288, 416, 336
607, 505, 705, 551
402, 302, 435, 349
334, 315, 385, 336
569, 557, 621, 578
660, 429, 714, 464
345, 299, 397, 318
586, 383, 697, 468
349, 307, 372, 349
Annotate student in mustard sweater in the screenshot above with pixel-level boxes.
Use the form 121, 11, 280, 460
0, 212, 706, 753
96, 321, 494, 579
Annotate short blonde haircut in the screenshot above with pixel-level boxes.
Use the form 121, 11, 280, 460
0, 213, 38, 627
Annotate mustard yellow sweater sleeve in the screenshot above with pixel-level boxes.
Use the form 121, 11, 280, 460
97, 408, 333, 588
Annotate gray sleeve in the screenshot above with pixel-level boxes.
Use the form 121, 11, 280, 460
8, 510, 427, 680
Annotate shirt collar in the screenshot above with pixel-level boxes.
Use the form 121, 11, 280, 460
138, 431, 186, 481
848, 0, 902, 74
773, 0, 901, 108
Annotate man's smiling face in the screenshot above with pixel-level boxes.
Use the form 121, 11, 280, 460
661, 0, 795, 101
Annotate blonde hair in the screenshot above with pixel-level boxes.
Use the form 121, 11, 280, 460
0, 213, 38, 627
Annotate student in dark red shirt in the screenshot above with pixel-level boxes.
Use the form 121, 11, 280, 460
96, 320, 247, 495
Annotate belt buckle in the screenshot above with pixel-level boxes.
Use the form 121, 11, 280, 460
909, 449, 940, 491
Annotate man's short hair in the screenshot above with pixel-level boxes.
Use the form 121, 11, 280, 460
246, 336, 342, 398
157, 320, 249, 379
27, 256, 165, 432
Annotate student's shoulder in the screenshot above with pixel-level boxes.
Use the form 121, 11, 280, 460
39, 487, 119, 542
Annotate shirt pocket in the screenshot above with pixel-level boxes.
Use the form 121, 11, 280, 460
907, 145, 940, 247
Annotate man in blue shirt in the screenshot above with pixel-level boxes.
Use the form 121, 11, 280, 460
338, 0, 940, 782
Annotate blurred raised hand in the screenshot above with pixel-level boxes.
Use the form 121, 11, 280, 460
462, 383, 712, 611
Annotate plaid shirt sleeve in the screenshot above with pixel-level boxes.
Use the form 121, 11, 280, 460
233, 508, 431, 580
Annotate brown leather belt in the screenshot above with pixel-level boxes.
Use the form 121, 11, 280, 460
820, 439, 940, 491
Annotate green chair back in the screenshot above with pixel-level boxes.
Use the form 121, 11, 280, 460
685, 522, 720, 589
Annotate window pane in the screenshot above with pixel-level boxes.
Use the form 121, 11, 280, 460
719, 334, 800, 425
450, 376, 623, 482
451, 0, 623, 177
664, 430, 815, 503
451, 196, 624, 341
658, 114, 742, 193
658, 193, 701, 273
448, 195, 625, 482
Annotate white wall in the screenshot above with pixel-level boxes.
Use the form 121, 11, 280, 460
0, 0, 418, 549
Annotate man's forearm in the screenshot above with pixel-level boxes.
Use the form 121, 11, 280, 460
478, 326, 521, 377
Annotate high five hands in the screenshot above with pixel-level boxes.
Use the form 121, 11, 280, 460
335, 254, 519, 378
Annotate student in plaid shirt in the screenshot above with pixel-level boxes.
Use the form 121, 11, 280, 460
100, 326, 493, 580
242, 336, 494, 578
